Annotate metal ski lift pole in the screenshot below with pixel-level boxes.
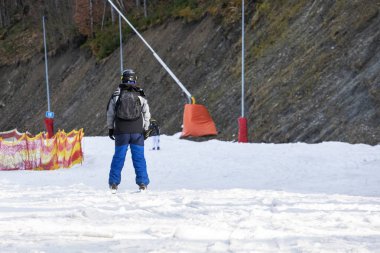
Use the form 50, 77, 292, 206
42, 16, 54, 138
107, 0, 193, 104
119, 14, 123, 74
238, 0, 248, 143
241, 0, 245, 118
43, 16, 51, 113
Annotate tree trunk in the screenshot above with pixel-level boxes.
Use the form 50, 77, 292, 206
75, 0, 78, 15
136, 0, 140, 8
143, 0, 147, 18
111, 5, 115, 24
89, 0, 93, 37
0, 1, 3, 28
101, 1, 106, 30
0, 0, 5, 28
115, 0, 125, 13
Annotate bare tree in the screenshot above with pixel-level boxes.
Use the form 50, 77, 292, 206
110, 4, 115, 24
143, 0, 147, 18
89, 0, 94, 37
101, 0, 107, 30
115, 0, 125, 13
0, 0, 3, 28
74, 0, 91, 35
15, 0, 24, 8
75, 0, 78, 14
0, 0, 6, 28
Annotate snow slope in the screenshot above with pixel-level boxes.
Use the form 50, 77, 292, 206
0, 135, 379, 252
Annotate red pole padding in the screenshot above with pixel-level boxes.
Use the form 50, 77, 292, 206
238, 117, 248, 143
44, 118, 54, 138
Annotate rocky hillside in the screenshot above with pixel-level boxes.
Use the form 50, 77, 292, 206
252, 0, 380, 144
0, 0, 379, 145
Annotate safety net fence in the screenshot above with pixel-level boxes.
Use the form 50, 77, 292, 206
0, 129, 84, 171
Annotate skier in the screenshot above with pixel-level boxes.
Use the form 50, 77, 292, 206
149, 118, 161, 150
106, 69, 151, 193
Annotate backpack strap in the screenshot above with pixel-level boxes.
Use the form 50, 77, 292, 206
119, 83, 146, 97
106, 89, 120, 111
138, 89, 145, 97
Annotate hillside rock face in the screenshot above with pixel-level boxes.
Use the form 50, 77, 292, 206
251, 0, 380, 145
0, 0, 379, 145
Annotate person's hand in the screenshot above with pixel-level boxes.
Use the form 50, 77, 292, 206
109, 129, 115, 140
143, 129, 152, 140
143, 130, 148, 140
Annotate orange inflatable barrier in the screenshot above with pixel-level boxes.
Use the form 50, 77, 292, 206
181, 104, 217, 137
0, 129, 84, 171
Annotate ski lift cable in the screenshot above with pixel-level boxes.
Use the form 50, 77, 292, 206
107, 0, 193, 103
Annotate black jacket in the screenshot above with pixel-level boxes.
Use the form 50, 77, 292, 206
106, 83, 151, 134
149, 122, 160, 136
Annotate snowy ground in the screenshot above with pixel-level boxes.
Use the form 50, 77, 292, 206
0, 135, 380, 253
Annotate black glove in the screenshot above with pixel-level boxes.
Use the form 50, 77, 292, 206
108, 129, 115, 140
143, 129, 152, 140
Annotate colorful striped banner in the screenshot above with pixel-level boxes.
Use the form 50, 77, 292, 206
0, 129, 84, 171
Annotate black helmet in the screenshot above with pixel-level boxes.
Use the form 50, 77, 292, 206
121, 69, 137, 84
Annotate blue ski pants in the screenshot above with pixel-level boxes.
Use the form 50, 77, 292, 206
109, 133, 150, 187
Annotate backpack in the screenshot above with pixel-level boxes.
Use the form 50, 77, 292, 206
115, 89, 142, 121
